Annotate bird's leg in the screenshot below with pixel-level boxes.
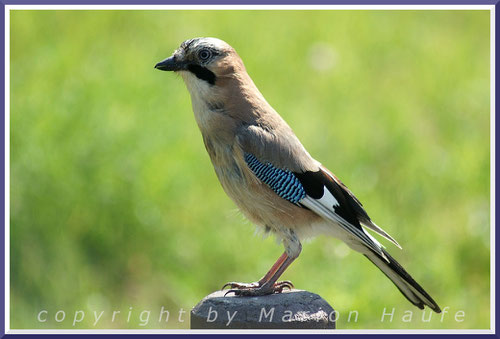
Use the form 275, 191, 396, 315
257, 252, 289, 285
222, 252, 289, 290
223, 235, 301, 296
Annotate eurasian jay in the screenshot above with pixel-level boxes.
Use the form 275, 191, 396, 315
155, 37, 441, 313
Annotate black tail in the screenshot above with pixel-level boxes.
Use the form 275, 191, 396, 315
364, 248, 441, 313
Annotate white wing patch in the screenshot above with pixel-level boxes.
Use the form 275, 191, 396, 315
317, 187, 339, 208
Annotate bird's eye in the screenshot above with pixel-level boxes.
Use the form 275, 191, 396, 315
198, 49, 212, 61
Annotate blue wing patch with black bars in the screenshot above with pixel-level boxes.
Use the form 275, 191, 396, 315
244, 153, 306, 204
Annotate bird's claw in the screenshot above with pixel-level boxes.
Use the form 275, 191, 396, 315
224, 289, 243, 297
275, 280, 294, 291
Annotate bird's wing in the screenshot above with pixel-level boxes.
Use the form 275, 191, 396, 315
319, 166, 401, 249
238, 128, 399, 260
236, 123, 320, 173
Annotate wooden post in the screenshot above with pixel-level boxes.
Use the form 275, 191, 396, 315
190, 289, 336, 329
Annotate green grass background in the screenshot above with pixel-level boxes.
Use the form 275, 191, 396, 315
10, 10, 490, 329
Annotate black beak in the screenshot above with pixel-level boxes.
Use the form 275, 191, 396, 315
154, 56, 185, 71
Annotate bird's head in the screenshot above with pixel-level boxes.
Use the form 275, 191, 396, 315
155, 37, 244, 88
155, 37, 269, 130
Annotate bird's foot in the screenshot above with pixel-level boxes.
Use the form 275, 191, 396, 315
222, 280, 294, 296
221, 281, 260, 290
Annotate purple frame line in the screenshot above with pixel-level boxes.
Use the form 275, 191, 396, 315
0, 0, 499, 5
1, 1, 6, 338
0, 1, 498, 338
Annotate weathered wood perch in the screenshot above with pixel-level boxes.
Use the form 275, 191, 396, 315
190, 289, 336, 329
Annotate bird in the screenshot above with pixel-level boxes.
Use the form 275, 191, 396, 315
155, 37, 441, 313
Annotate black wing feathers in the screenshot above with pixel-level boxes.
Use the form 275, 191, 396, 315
294, 169, 371, 230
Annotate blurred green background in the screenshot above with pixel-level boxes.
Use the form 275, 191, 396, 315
10, 10, 490, 329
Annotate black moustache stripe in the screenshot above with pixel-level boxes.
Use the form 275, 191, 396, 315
187, 64, 216, 85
